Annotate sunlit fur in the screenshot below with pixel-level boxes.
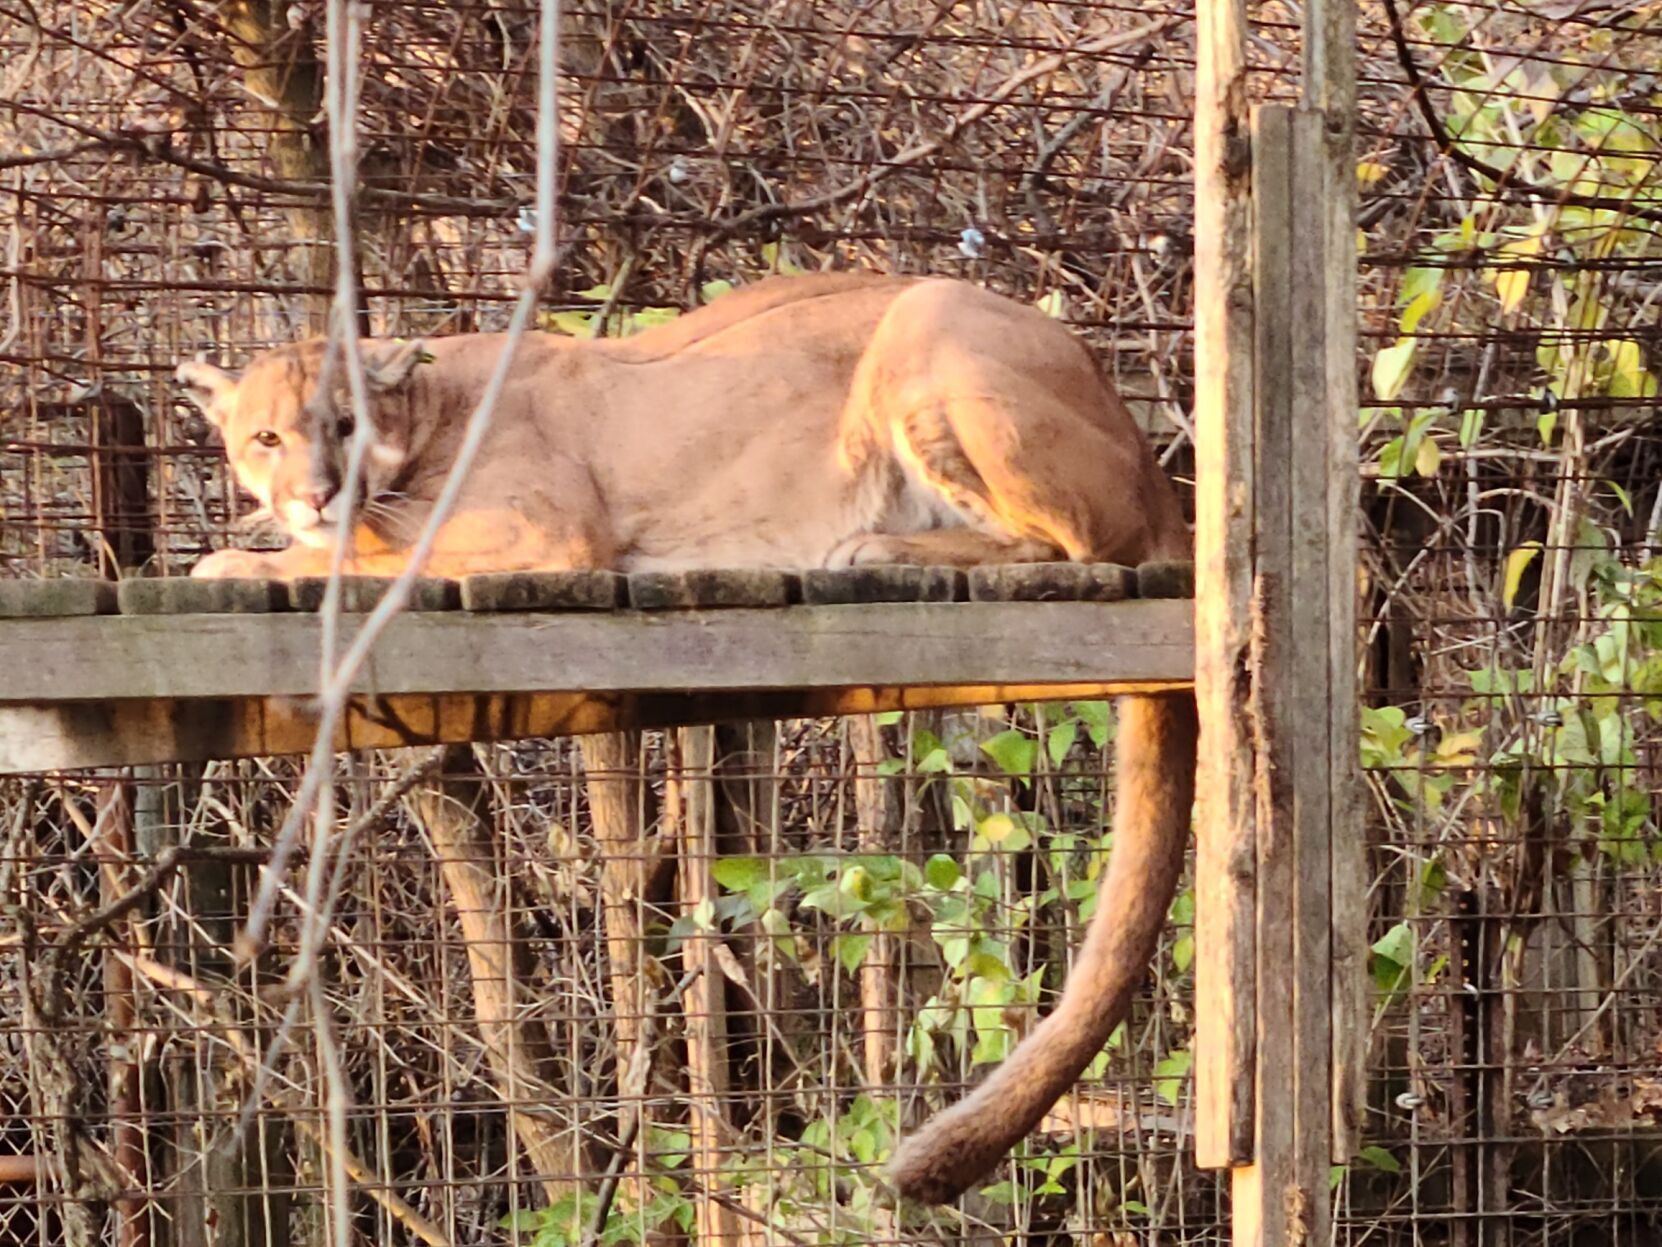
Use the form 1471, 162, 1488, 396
179, 274, 1187, 581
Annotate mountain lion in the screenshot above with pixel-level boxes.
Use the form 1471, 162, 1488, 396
180, 271, 1198, 1204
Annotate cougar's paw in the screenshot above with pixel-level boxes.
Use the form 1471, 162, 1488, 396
827, 533, 923, 568
191, 548, 280, 579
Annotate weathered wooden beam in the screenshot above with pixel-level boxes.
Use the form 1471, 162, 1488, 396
1225, 102, 1359, 1247
1289, 106, 1337, 1238
0, 682, 1182, 773
1193, 0, 1257, 1172
1232, 104, 1299, 1247
0, 600, 1192, 705
1311, 0, 1367, 1166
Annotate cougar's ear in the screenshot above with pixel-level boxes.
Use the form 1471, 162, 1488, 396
363, 338, 429, 392
175, 358, 238, 425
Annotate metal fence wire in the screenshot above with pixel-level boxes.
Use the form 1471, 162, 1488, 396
4, 0, 1662, 1243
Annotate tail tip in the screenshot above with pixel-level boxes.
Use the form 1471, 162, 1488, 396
887, 1139, 976, 1206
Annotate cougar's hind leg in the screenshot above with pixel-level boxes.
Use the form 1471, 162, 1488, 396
828, 529, 1061, 568
923, 392, 1177, 566
889, 400, 1120, 563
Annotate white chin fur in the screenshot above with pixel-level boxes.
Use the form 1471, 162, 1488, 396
291, 525, 332, 549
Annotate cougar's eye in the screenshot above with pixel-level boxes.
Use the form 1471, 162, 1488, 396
336, 416, 355, 440
253, 430, 281, 448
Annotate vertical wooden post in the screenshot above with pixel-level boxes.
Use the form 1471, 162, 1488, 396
1193, 0, 1257, 1172
1194, 0, 1361, 1239
1309, 0, 1367, 1164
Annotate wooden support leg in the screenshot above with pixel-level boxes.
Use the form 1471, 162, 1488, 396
412, 745, 584, 1203
848, 715, 901, 1089
669, 727, 742, 1247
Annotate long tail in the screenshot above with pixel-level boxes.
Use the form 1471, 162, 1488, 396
887, 691, 1199, 1205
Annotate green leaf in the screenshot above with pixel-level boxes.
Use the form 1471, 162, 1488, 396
1358, 1144, 1402, 1174
1172, 933, 1195, 973
1372, 339, 1417, 401
1371, 921, 1414, 995
1047, 720, 1079, 768
1400, 288, 1442, 335
1399, 265, 1444, 305
917, 747, 952, 774
712, 857, 770, 894
646, 1127, 691, 1168
834, 932, 874, 974
975, 812, 1031, 852
575, 283, 613, 300
1070, 700, 1112, 748
981, 729, 1038, 778
1153, 1048, 1192, 1106
700, 279, 736, 302
1458, 407, 1484, 447
924, 854, 962, 890
1502, 541, 1543, 608
630, 306, 680, 330
977, 1180, 1018, 1206
1036, 290, 1066, 318
1415, 435, 1442, 477
542, 309, 596, 336
1607, 338, 1658, 398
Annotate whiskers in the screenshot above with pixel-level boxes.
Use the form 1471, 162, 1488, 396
360, 492, 423, 543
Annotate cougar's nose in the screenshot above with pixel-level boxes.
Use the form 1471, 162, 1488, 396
297, 488, 333, 514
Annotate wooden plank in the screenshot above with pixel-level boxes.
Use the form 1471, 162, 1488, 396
288, 576, 459, 613
0, 600, 1193, 704
1192, 0, 1257, 1172
801, 565, 966, 604
117, 578, 288, 615
627, 569, 798, 610
0, 682, 1169, 773
1289, 108, 1335, 1235
1311, 0, 1366, 1164
0, 579, 116, 617
966, 562, 1134, 602
461, 570, 626, 611
1237, 104, 1297, 1247
1136, 559, 1196, 600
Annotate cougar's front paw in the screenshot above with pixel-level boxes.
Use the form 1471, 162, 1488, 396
827, 532, 913, 567
191, 548, 280, 579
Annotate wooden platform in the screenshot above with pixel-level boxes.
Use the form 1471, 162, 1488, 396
0, 562, 1195, 772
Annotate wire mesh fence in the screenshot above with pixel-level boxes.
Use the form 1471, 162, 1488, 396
4, 0, 1662, 1242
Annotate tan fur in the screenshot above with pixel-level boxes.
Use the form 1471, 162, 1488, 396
180, 272, 1197, 1203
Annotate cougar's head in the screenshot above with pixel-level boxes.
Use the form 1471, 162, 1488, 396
178, 339, 427, 547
